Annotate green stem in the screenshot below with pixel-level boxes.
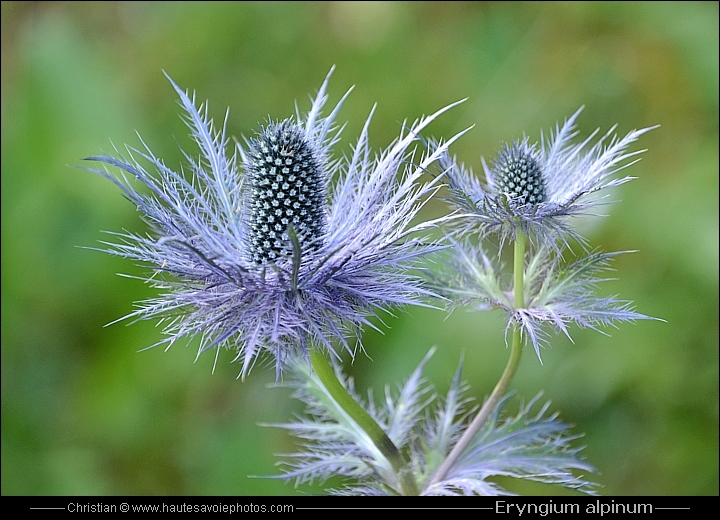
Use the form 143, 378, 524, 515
514, 229, 527, 308
428, 230, 527, 488
308, 349, 420, 496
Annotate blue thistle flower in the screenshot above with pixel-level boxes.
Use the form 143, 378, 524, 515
440, 108, 657, 249
83, 69, 464, 377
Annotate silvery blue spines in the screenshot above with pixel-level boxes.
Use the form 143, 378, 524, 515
441, 242, 655, 361
441, 107, 656, 249
84, 69, 464, 377
273, 350, 597, 495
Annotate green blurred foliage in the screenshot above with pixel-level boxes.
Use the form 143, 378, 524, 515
2, 1, 717, 496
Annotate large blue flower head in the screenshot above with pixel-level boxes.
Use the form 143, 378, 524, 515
85, 69, 464, 377
440, 108, 656, 249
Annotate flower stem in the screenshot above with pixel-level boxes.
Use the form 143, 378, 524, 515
513, 229, 527, 308
308, 348, 420, 496
428, 230, 527, 488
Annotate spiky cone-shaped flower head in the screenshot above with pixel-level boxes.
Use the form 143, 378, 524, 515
492, 139, 547, 207
83, 69, 466, 377
245, 119, 327, 264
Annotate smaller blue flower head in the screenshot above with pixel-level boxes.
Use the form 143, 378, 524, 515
440, 108, 657, 249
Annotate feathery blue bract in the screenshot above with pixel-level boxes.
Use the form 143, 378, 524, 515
439, 242, 657, 361
440, 107, 656, 249
84, 69, 464, 377
423, 392, 598, 496
272, 350, 597, 495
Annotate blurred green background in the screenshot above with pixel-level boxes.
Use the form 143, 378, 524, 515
2, 2, 717, 496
